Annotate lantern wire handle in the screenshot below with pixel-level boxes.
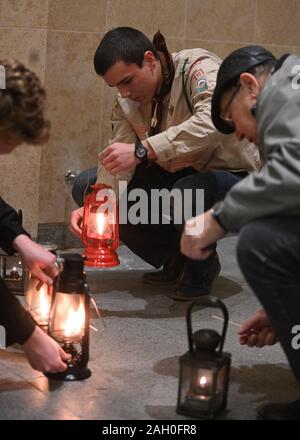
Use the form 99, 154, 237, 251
186, 296, 229, 355
83, 167, 92, 201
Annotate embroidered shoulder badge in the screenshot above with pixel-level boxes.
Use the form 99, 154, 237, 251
196, 76, 208, 93
194, 69, 204, 80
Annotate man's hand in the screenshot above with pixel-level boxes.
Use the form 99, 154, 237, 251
239, 309, 278, 347
181, 210, 226, 260
22, 325, 71, 373
70, 207, 84, 239
98, 141, 156, 174
12, 235, 59, 285
98, 142, 140, 174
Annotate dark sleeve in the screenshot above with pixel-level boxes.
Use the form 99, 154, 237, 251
0, 198, 30, 254
0, 277, 36, 346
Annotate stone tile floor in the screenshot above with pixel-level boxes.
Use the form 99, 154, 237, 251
0, 236, 298, 420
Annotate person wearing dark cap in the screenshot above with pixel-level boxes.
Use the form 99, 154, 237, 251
70, 27, 260, 301
180, 45, 300, 419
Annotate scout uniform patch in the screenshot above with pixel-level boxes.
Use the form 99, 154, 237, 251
194, 69, 205, 80
196, 76, 208, 93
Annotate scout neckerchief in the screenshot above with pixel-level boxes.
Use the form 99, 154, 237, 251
150, 30, 175, 136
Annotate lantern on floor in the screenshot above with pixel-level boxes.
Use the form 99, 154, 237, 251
177, 297, 231, 419
82, 183, 119, 267
24, 243, 57, 331
46, 253, 91, 381
0, 210, 25, 294
0, 252, 25, 294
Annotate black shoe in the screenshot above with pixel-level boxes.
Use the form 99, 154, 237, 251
142, 253, 185, 285
171, 255, 221, 301
256, 399, 300, 420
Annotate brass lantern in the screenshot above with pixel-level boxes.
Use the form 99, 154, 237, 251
46, 253, 91, 381
177, 297, 231, 419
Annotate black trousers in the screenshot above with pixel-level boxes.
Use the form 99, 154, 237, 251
237, 216, 300, 383
119, 162, 197, 267
171, 170, 246, 281
118, 164, 246, 269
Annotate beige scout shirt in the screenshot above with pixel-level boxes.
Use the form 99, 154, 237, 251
97, 48, 261, 193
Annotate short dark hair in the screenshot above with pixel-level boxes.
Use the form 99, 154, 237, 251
94, 27, 159, 76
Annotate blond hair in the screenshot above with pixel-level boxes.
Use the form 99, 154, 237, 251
0, 59, 50, 144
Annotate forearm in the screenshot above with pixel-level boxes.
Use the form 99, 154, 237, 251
0, 199, 29, 254
0, 278, 36, 346
12, 233, 34, 254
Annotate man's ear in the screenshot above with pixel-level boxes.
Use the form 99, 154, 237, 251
144, 51, 157, 69
240, 72, 260, 97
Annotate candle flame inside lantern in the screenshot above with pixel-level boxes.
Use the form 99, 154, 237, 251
200, 376, 207, 387
10, 266, 20, 279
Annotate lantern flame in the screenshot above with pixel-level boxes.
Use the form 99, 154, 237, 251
10, 266, 21, 279
96, 212, 113, 238
200, 376, 207, 386
64, 302, 85, 340
97, 212, 105, 235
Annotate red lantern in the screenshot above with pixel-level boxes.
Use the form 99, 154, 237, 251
82, 183, 119, 267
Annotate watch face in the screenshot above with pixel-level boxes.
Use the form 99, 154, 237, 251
136, 146, 147, 159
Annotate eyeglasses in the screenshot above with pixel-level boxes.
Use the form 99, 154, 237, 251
220, 81, 241, 129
